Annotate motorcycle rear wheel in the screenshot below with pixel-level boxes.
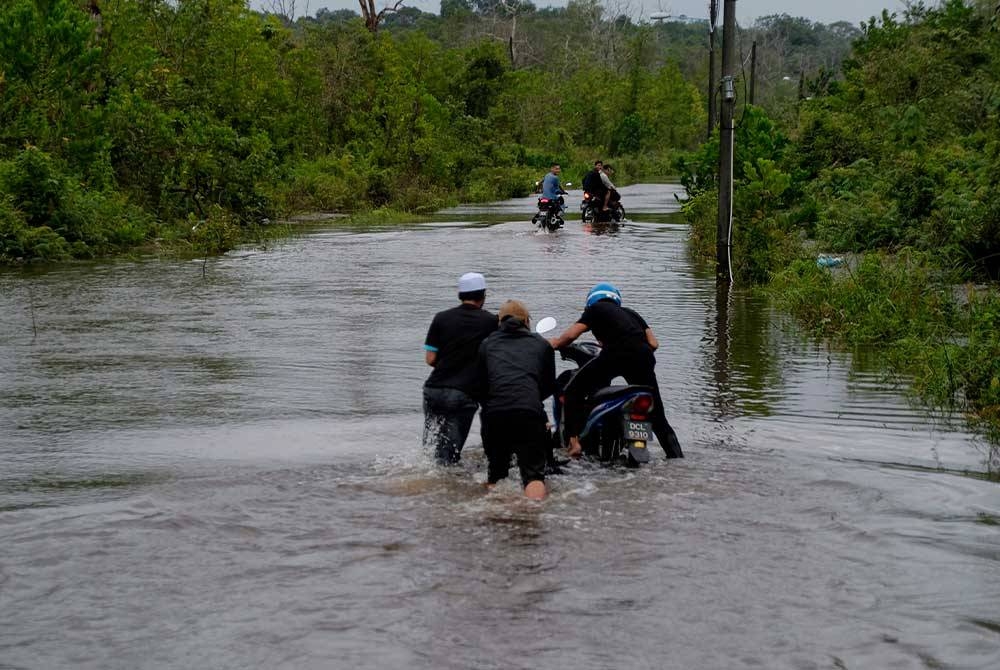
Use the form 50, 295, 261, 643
594, 423, 619, 462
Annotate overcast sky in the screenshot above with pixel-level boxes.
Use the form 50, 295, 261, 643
270, 0, 908, 26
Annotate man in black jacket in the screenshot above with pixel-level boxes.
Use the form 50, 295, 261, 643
582, 160, 607, 208
474, 300, 556, 500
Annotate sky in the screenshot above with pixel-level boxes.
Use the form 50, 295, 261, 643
269, 0, 908, 26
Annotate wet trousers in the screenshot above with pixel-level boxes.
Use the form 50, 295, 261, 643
481, 410, 549, 486
423, 386, 478, 464
563, 347, 683, 458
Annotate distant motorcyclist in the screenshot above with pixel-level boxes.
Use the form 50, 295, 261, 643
548, 282, 683, 460
541, 163, 568, 206
582, 160, 607, 209
599, 164, 620, 213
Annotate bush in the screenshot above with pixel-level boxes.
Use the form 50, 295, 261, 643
189, 206, 242, 255
275, 155, 369, 214
676, 107, 790, 198
0, 148, 153, 260
462, 166, 538, 202
0, 195, 73, 262
732, 160, 801, 283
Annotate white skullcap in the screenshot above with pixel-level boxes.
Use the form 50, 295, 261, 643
457, 272, 486, 292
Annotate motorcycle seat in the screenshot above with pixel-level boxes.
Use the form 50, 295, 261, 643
588, 384, 653, 403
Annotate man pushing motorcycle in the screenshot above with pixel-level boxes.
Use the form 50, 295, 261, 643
547, 283, 684, 460
474, 300, 556, 500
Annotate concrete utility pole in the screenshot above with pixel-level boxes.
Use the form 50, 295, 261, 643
707, 1, 718, 140
716, 0, 737, 282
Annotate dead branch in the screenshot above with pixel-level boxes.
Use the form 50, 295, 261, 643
358, 0, 406, 33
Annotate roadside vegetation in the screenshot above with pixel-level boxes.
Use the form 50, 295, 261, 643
678, 0, 1000, 472
1, 0, 859, 263
1, 0, 721, 263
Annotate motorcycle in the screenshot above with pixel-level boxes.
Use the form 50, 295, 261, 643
534, 318, 656, 468
531, 196, 564, 232
580, 191, 626, 224
531, 183, 571, 232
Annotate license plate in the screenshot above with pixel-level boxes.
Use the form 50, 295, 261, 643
624, 420, 651, 441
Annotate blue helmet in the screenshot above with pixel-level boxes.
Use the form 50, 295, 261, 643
586, 282, 622, 308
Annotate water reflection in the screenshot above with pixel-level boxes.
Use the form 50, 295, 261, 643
581, 221, 622, 236
710, 279, 735, 419
701, 277, 788, 420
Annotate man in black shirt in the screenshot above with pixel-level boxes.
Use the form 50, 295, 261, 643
474, 300, 555, 500
548, 282, 683, 460
423, 272, 498, 464
582, 160, 607, 211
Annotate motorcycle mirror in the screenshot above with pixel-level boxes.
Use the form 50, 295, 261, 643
535, 316, 557, 334
565, 182, 573, 187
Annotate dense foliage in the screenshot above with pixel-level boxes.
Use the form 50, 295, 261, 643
679, 0, 1000, 467
0, 0, 859, 263
0, 0, 698, 262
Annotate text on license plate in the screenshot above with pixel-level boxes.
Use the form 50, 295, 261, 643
625, 421, 651, 441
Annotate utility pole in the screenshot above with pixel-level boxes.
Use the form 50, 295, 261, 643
707, 1, 718, 140
749, 40, 757, 105
716, 0, 737, 282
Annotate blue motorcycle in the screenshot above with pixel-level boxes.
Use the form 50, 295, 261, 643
552, 341, 656, 467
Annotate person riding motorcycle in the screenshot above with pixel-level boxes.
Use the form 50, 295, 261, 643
541, 163, 568, 213
599, 164, 621, 213
581, 160, 607, 214
547, 283, 684, 460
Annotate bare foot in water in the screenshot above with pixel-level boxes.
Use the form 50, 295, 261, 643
567, 437, 582, 459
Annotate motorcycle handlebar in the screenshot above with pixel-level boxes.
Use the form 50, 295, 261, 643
558, 341, 602, 366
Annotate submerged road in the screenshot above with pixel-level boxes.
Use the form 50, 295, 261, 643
1, 183, 997, 669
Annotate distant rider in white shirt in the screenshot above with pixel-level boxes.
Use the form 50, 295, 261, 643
599, 164, 618, 212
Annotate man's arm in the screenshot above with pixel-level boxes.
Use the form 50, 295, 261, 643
548, 322, 588, 349
540, 346, 557, 400
470, 341, 489, 403
424, 316, 440, 366
644, 328, 659, 351
599, 171, 616, 191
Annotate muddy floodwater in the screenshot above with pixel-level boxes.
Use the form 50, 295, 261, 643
1, 184, 998, 669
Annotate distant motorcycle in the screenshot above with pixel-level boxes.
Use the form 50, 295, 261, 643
531, 182, 571, 232
531, 195, 565, 232
581, 191, 625, 224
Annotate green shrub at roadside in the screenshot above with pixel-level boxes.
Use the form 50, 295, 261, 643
0, 148, 153, 261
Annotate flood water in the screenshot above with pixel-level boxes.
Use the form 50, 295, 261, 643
1, 183, 998, 669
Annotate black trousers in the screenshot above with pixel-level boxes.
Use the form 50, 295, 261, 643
563, 348, 683, 458
481, 410, 549, 486
423, 386, 478, 464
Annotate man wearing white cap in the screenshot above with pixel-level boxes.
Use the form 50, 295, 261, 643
423, 272, 497, 464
